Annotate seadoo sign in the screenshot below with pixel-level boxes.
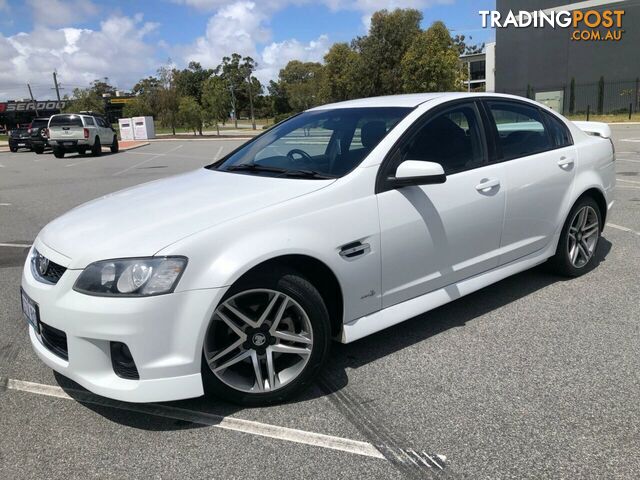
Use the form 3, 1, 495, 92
0, 100, 67, 113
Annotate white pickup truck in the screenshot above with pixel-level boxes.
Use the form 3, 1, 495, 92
48, 113, 119, 158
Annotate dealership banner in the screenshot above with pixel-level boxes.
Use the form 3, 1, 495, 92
0, 101, 67, 113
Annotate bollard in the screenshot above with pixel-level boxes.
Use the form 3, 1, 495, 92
587, 105, 590, 121
630, 103, 633, 120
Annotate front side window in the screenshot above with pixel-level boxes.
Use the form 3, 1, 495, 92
487, 101, 552, 159
211, 107, 411, 178
399, 103, 485, 175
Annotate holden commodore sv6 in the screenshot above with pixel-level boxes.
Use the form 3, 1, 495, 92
21, 93, 615, 405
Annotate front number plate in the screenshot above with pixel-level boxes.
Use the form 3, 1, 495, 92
21, 288, 40, 332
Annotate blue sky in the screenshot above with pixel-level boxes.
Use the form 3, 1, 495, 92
0, 0, 495, 100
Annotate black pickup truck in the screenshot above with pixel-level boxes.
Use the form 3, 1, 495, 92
28, 117, 51, 154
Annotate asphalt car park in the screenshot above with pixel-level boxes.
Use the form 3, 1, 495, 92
0, 128, 639, 479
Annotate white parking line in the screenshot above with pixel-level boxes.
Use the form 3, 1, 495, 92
3, 377, 385, 460
607, 223, 640, 236
113, 144, 184, 176
617, 158, 640, 164
617, 178, 640, 185
620, 139, 640, 143
213, 145, 224, 161
0, 242, 31, 248
0, 203, 11, 206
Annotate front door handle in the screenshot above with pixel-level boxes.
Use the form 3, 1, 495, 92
475, 178, 500, 193
557, 156, 575, 169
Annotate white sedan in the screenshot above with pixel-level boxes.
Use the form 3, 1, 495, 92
21, 93, 616, 406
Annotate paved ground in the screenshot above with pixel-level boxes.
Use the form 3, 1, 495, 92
0, 129, 639, 479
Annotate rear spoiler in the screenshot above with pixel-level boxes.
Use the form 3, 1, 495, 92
572, 121, 612, 139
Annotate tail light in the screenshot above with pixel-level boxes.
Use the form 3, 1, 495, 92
83, 128, 89, 139
28, 128, 33, 134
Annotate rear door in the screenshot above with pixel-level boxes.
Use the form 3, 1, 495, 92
483, 100, 576, 264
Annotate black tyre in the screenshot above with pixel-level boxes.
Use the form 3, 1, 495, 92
202, 267, 331, 406
78, 147, 87, 155
34, 147, 44, 154
91, 137, 101, 156
550, 196, 602, 277
9, 145, 17, 153
53, 148, 65, 158
110, 136, 119, 153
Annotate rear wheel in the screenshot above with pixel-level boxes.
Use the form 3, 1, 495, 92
550, 196, 602, 277
202, 268, 331, 406
110, 136, 119, 153
91, 137, 101, 156
53, 148, 64, 158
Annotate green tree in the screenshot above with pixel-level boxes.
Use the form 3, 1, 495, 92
240, 56, 259, 129
202, 76, 231, 135
322, 43, 360, 102
178, 96, 203, 135
156, 64, 180, 135
401, 21, 463, 93
64, 87, 104, 114
267, 80, 290, 115
278, 60, 325, 112
353, 8, 423, 96
453, 34, 484, 55
173, 62, 213, 106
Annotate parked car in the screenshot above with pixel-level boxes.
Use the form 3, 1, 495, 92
22, 93, 615, 406
47, 113, 118, 158
8, 126, 31, 152
28, 117, 51, 154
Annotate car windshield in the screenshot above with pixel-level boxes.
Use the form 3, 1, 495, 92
210, 107, 411, 178
49, 115, 83, 127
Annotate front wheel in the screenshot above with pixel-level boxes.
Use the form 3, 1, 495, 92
110, 136, 119, 153
34, 147, 44, 154
550, 196, 602, 277
202, 268, 331, 406
9, 145, 17, 153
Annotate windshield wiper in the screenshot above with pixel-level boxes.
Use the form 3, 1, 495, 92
226, 164, 335, 179
281, 169, 336, 179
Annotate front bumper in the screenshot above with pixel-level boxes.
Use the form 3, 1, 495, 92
21, 246, 225, 403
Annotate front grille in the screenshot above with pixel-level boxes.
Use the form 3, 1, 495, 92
40, 322, 68, 360
32, 251, 67, 285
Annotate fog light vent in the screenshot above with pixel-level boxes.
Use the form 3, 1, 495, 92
110, 342, 139, 380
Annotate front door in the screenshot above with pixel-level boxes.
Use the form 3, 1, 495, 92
377, 101, 506, 308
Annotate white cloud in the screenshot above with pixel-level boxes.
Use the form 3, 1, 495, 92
27, 0, 100, 27
184, 1, 269, 66
0, 0, 9, 11
256, 35, 330, 84
0, 15, 159, 100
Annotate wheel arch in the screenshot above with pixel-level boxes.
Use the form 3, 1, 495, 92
232, 254, 344, 337
575, 187, 608, 229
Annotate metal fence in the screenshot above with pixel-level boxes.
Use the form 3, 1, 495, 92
503, 78, 640, 117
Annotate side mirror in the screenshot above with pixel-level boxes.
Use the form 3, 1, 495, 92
388, 160, 446, 187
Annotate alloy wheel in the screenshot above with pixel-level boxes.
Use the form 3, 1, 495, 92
204, 289, 314, 393
567, 205, 599, 268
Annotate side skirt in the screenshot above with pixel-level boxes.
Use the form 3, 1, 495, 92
339, 244, 556, 344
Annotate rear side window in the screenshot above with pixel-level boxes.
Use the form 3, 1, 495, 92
49, 115, 83, 127
84, 117, 95, 126
487, 101, 552, 160
31, 119, 48, 128
543, 112, 573, 148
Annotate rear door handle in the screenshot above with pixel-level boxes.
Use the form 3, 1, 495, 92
475, 178, 500, 192
557, 156, 575, 169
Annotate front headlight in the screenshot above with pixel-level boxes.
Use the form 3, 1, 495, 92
74, 257, 188, 297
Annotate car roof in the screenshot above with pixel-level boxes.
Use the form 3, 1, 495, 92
308, 92, 542, 110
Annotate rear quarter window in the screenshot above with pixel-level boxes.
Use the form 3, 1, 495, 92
49, 115, 83, 127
